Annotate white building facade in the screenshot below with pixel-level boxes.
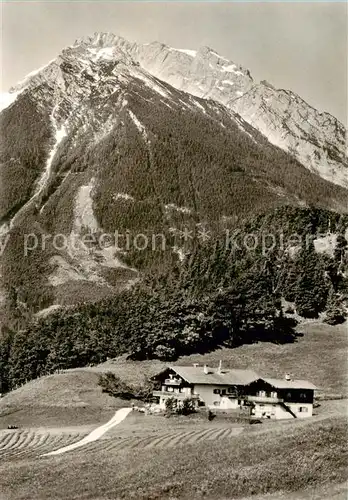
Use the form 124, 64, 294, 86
152, 364, 317, 419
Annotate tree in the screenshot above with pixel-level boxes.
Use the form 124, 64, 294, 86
334, 234, 348, 268
324, 287, 346, 325
294, 242, 329, 318
0, 327, 14, 393
283, 259, 299, 302
165, 396, 177, 414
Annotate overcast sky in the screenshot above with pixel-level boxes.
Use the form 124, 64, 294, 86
1, 1, 347, 124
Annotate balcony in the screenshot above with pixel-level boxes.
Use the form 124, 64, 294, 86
246, 395, 284, 404
153, 390, 200, 399
164, 379, 181, 386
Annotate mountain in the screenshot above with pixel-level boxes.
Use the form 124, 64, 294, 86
112, 34, 347, 188
3, 33, 347, 189
0, 32, 347, 322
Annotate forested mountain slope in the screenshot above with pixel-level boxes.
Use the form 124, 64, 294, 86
1, 35, 347, 321
1, 205, 347, 392
74, 33, 347, 188
0, 35, 347, 387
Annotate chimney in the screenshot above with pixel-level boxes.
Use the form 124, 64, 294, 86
285, 373, 291, 381
203, 364, 209, 375
193, 363, 199, 368
217, 360, 222, 374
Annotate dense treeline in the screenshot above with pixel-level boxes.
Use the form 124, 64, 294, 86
1, 206, 347, 393
0, 264, 295, 392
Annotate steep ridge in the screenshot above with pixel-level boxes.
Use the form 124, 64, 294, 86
232, 85, 347, 188
0, 33, 347, 317
64, 33, 347, 189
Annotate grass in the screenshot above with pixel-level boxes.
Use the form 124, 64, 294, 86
239, 482, 348, 500
0, 371, 122, 430
89, 321, 348, 396
0, 406, 115, 430
0, 429, 88, 463
0, 331, 347, 500
0, 415, 346, 500
104, 409, 243, 441
1, 321, 346, 431
177, 321, 348, 397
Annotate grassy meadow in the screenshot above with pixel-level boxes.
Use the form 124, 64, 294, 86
0, 321, 346, 431
0, 415, 347, 500
0, 321, 347, 499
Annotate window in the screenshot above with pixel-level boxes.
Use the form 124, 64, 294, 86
257, 391, 266, 397
299, 406, 308, 413
300, 392, 307, 400
228, 387, 238, 397
167, 386, 174, 392
221, 389, 227, 395
213, 389, 221, 394
271, 392, 278, 399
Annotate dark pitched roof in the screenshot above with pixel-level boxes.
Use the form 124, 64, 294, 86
152, 366, 317, 390
262, 378, 318, 390
160, 365, 259, 386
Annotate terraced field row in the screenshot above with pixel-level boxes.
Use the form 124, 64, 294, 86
0, 426, 243, 460
0, 430, 85, 461
75, 426, 244, 454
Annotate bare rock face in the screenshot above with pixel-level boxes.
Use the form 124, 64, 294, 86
63, 33, 346, 190
127, 42, 254, 104
2, 31, 347, 190
230, 85, 348, 188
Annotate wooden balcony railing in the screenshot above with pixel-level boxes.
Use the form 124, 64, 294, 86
164, 379, 181, 386
246, 395, 284, 404
153, 390, 199, 399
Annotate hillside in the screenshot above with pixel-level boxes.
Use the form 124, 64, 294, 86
86, 33, 347, 188
1, 205, 347, 394
0, 413, 346, 499
0, 321, 346, 499
1, 25, 348, 500
0, 33, 347, 409
1, 321, 346, 430
0, 33, 347, 324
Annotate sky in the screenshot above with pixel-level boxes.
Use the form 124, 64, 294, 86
1, 1, 347, 124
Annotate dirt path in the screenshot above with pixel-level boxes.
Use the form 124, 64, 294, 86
41, 407, 132, 457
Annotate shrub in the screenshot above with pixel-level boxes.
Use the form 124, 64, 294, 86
164, 397, 196, 416
177, 398, 196, 416
164, 397, 177, 414
207, 409, 215, 421
98, 372, 153, 401
324, 307, 346, 325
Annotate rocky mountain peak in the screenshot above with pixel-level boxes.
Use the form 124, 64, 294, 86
73, 32, 127, 48
1, 32, 347, 189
